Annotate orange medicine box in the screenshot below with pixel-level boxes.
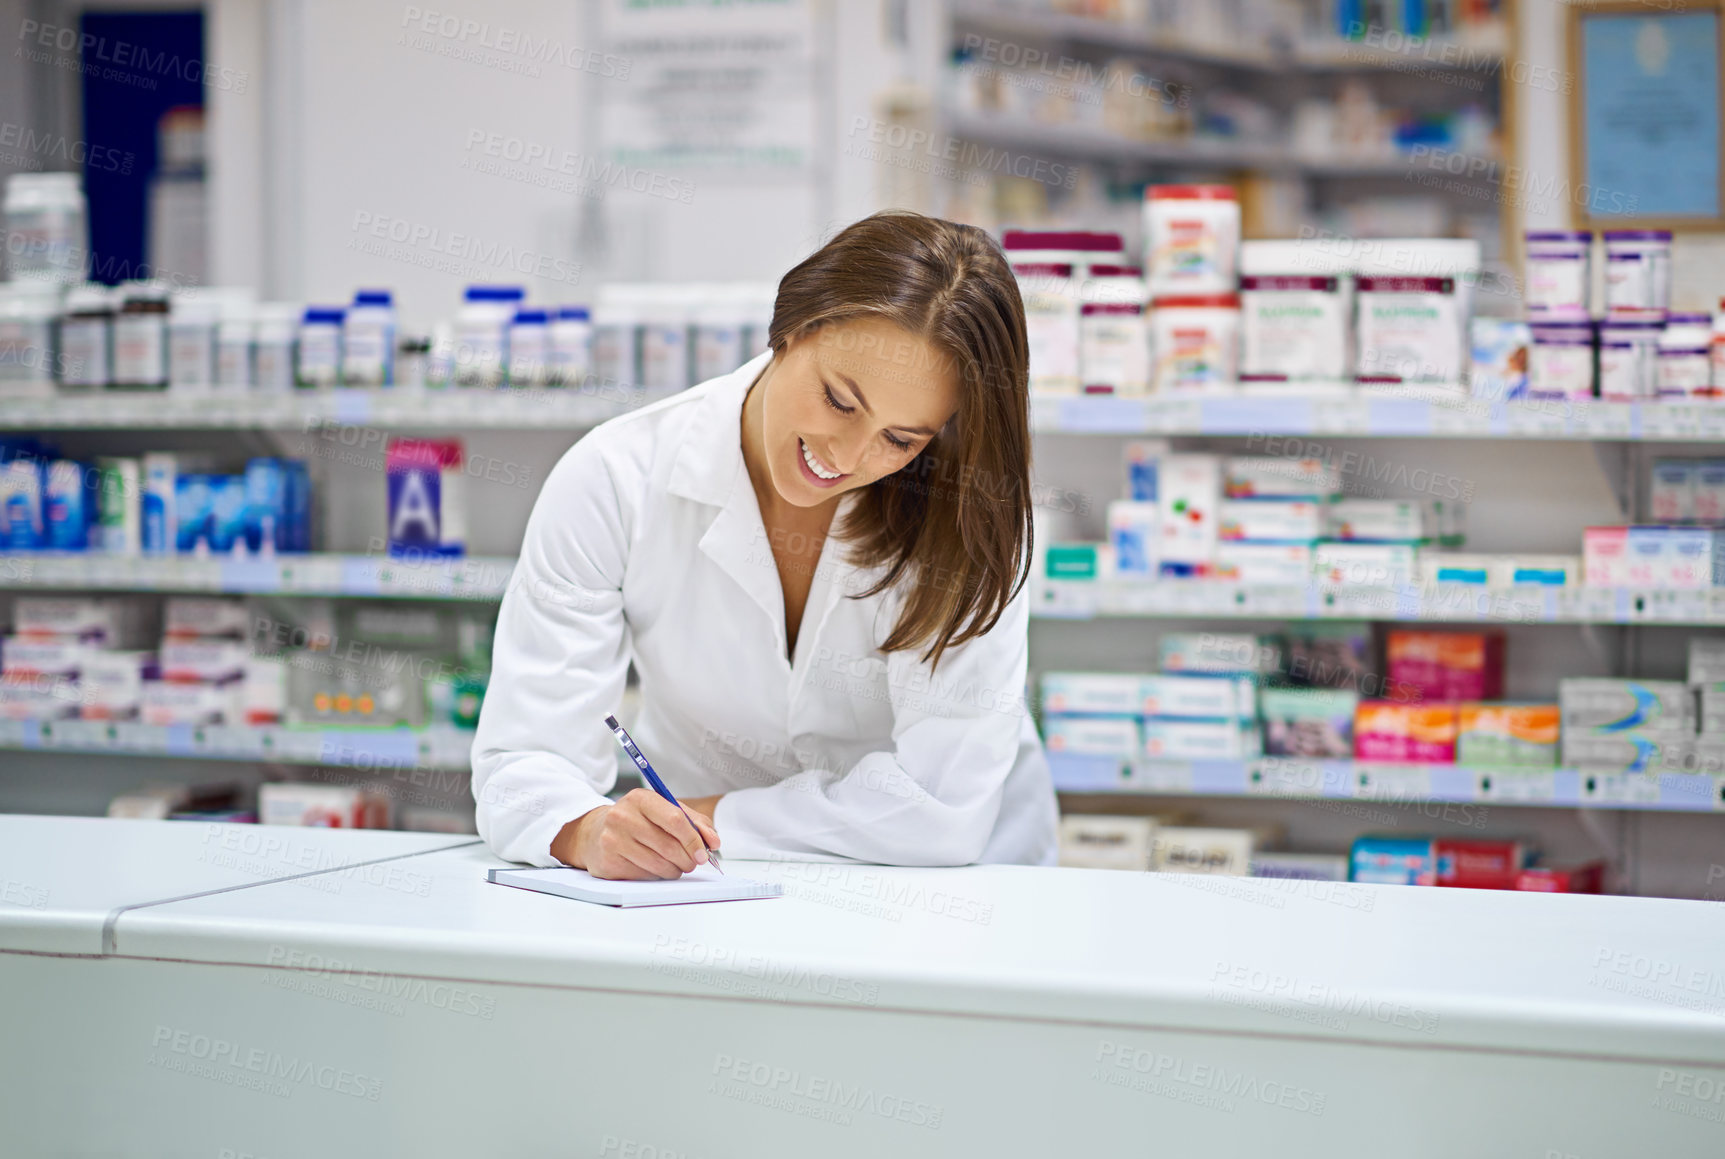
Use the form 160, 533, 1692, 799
1385, 629, 1504, 702
1354, 701, 1458, 763
1457, 704, 1559, 767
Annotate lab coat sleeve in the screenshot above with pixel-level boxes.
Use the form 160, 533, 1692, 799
713, 579, 1032, 867
470, 434, 635, 866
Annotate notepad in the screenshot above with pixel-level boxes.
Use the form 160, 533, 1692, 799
486, 864, 783, 908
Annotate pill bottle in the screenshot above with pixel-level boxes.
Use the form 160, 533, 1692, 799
342, 289, 397, 387
58, 284, 113, 390
691, 292, 745, 384
550, 306, 593, 387
295, 306, 344, 389
1015, 260, 1079, 394
1238, 240, 1351, 382
1603, 230, 1672, 318
395, 335, 431, 390
1528, 321, 1595, 399
1143, 185, 1239, 296
639, 286, 694, 393
168, 293, 221, 394
215, 302, 253, 391
455, 286, 522, 387
1657, 312, 1712, 398
1080, 301, 1149, 395
3, 172, 87, 284
252, 303, 300, 392
506, 307, 552, 387
112, 282, 171, 390
1151, 293, 1240, 392
1003, 229, 1127, 280
0, 282, 59, 393
593, 287, 645, 393
1523, 230, 1591, 317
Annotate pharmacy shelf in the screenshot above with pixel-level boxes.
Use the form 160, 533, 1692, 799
1029, 392, 1725, 442
0, 553, 516, 601
1032, 579, 1725, 627
0, 718, 475, 772
1048, 751, 1725, 813
943, 111, 1501, 178
0, 388, 648, 431
947, 0, 1507, 72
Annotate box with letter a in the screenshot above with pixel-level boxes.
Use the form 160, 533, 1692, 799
386, 438, 466, 559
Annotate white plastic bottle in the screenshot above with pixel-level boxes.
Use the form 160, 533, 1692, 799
593, 286, 644, 394
252, 303, 300, 392
341, 289, 396, 387
692, 289, 747, 383
215, 301, 254, 390
3, 172, 88, 284
454, 286, 523, 387
549, 306, 592, 387
506, 307, 551, 387
295, 307, 344, 389
0, 282, 60, 393
639, 286, 693, 393
168, 292, 221, 394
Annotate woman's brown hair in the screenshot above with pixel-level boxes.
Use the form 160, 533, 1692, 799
768, 210, 1032, 669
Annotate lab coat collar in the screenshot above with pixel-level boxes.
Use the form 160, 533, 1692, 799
668, 350, 877, 672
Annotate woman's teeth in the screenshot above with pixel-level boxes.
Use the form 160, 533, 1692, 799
801, 439, 842, 480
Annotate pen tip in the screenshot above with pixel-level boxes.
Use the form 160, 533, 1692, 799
603, 714, 620, 729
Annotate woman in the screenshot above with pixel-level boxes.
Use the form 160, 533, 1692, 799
472, 211, 1058, 879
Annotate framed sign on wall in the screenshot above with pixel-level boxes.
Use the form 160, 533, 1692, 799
1567, 0, 1725, 230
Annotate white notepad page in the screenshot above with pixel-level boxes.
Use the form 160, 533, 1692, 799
487, 863, 783, 907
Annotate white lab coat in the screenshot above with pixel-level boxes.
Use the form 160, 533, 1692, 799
471, 351, 1058, 868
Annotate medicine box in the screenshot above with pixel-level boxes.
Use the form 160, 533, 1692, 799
80, 651, 155, 721
1142, 719, 1258, 760
1507, 555, 1582, 586
1108, 500, 1159, 579
1282, 624, 1371, 690
1697, 685, 1725, 734
1152, 826, 1278, 876
1, 637, 86, 678
1561, 733, 1698, 775
1695, 462, 1725, 524
1354, 702, 1458, 763
386, 438, 466, 559
1651, 461, 1696, 523
164, 597, 251, 639
1313, 542, 1418, 587
140, 679, 237, 726
1260, 688, 1358, 758
1058, 815, 1156, 870
1583, 527, 1630, 587
259, 783, 391, 829
1350, 835, 1436, 886
1325, 499, 1424, 543
1218, 499, 1322, 543
1045, 542, 1104, 581
1435, 838, 1531, 889
1042, 714, 1140, 758
1421, 552, 1498, 586
1559, 678, 1694, 734
1041, 672, 1145, 717
242, 655, 287, 726
1457, 704, 1559, 767
1214, 541, 1314, 585
1159, 632, 1279, 675
1514, 862, 1605, 893
159, 639, 249, 684
1157, 454, 1220, 576
0, 677, 81, 720
1386, 629, 1505, 702
1140, 673, 1255, 719
13, 596, 148, 646
1248, 852, 1350, 881
1223, 456, 1340, 498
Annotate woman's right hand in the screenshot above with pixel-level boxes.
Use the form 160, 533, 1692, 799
550, 789, 721, 880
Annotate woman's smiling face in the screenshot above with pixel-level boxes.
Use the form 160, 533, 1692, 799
756, 316, 960, 508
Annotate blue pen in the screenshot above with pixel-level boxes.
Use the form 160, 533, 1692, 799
604, 714, 723, 874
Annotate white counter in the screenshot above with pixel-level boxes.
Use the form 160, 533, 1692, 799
3, 817, 1723, 1157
